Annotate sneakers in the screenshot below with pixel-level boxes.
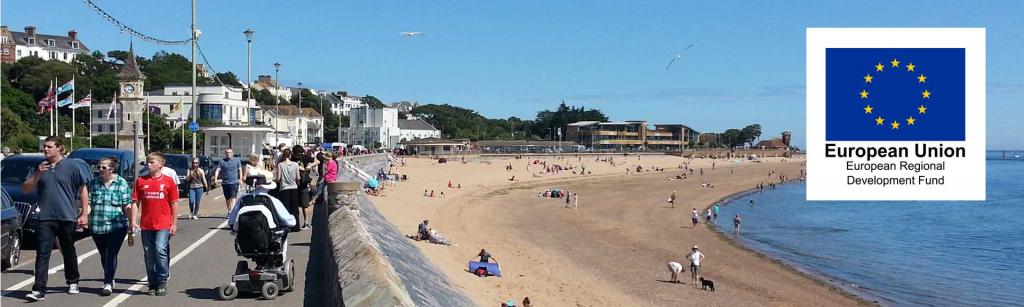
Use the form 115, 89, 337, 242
301, 224, 311, 229
156, 286, 167, 296
26, 291, 45, 301
67, 283, 79, 294
101, 284, 113, 296
190, 215, 199, 220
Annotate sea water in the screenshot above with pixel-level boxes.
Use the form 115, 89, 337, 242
716, 152, 1024, 306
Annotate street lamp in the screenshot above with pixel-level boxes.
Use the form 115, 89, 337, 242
274, 62, 281, 146
297, 82, 303, 109
244, 29, 254, 124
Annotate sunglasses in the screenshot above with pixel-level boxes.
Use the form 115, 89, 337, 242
99, 165, 112, 170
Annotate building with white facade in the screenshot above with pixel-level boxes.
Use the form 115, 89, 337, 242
323, 91, 365, 116
340, 107, 400, 149
251, 75, 291, 101
90, 84, 258, 135
398, 119, 440, 142
2, 25, 89, 64
262, 105, 324, 146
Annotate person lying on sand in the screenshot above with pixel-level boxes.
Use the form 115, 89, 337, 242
428, 229, 455, 246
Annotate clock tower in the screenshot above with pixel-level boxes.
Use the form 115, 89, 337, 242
116, 44, 147, 164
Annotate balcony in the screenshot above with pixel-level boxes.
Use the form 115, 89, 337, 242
597, 139, 644, 145
646, 140, 683, 145
592, 130, 640, 136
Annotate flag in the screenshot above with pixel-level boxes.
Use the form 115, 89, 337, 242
825, 48, 965, 141
57, 96, 74, 108
148, 105, 161, 114
56, 79, 74, 94
106, 94, 117, 119
37, 81, 55, 114
175, 99, 185, 120
71, 93, 92, 109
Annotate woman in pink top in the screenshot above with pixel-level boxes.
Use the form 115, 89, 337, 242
323, 152, 339, 183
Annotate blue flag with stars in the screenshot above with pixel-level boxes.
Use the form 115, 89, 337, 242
825, 48, 965, 141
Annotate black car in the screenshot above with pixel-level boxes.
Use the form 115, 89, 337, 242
67, 148, 137, 186
1, 154, 46, 236
2, 185, 25, 270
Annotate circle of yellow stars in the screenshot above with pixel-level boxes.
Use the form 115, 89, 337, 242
860, 58, 929, 130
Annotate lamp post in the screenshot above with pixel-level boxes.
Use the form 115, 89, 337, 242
190, 0, 200, 159
274, 62, 281, 146
244, 29, 254, 125
297, 82, 303, 109
297, 82, 304, 144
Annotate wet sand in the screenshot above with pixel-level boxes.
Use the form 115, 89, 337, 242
370, 154, 868, 306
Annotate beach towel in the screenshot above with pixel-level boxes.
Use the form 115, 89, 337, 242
469, 261, 502, 277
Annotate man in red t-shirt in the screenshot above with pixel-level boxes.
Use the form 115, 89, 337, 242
131, 152, 179, 296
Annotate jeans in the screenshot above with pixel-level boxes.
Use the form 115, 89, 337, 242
91, 227, 128, 284
188, 187, 204, 216
33, 220, 80, 292
141, 230, 171, 288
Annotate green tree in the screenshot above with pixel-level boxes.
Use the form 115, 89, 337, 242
362, 95, 386, 108
252, 88, 277, 106
721, 129, 744, 148
214, 72, 242, 87
741, 124, 762, 147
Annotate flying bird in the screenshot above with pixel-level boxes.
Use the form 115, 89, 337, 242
400, 32, 426, 37
665, 44, 695, 71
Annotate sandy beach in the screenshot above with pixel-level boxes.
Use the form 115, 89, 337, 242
370, 154, 869, 306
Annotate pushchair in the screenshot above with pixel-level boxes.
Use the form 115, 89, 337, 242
218, 176, 295, 300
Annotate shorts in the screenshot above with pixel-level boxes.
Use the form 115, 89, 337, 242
691, 217, 699, 224
222, 183, 239, 199
690, 264, 700, 274
298, 187, 311, 208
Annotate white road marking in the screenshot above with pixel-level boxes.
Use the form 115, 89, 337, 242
102, 220, 229, 307
214, 195, 223, 200
2, 248, 101, 295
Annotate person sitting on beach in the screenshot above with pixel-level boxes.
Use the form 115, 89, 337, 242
457, 183, 462, 189
430, 190, 435, 197
418, 220, 430, 240
428, 229, 454, 246
424, 189, 429, 197
476, 249, 497, 263
508, 175, 515, 181
440, 192, 446, 199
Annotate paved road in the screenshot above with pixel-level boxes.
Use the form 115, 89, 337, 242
1, 187, 313, 306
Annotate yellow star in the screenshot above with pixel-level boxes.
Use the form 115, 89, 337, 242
876, 116, 885, 125
860, 90, 869, 99
918, 74, 927, 83
907, 116, 916, 125
918, 104, 927, 114
891, 120, 900, 130
906, 63, 915, 72
875, 63, 885, 71
922, 89, 931, 99
891, 58, 900, 68
864, 105, 873, 114
864, 74, 874, 83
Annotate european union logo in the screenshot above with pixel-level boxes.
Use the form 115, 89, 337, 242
825, 48, 965, 141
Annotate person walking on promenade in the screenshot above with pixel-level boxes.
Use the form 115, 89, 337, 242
23, 136, 92, 301
277, 149, 301, 232
88, 157, 134, 296
132, 152, 180, 296
185, 158, 209, 219
733, 214, 742, 233
213, 148, 243, 212
688, 245, 705, 286
293, 146, 317, 229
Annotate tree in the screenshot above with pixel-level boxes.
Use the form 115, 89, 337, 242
721, 129, 744, 148
214, 72, 242, 87
741, 124, 762, 147
363, 95, 386, 108
252, 88, 277, 106
531, 101, 608, 139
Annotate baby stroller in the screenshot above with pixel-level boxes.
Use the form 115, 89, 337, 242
218, 176, 295, 300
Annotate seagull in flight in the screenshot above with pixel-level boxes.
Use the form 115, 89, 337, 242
400, 32, 425, 37
665, 44, 695, 71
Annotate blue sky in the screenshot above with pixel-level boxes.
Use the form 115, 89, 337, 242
4, 0, 1024, 149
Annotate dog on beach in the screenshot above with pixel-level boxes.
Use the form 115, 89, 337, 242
667, 261, 684, 283
700, 277, 715, 291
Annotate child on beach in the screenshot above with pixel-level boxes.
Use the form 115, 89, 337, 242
734, 214, 742, 233
668, 191, 677, 208
691, 208, 699, 227
705, 209, 713, 224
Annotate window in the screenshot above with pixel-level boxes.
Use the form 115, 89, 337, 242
108, 124, 115, 132
2, 49, 7, 56
27, 37, 35, 45
200, 104, 223, 121
49, 51, 57, 59
95, 125, 103, 133
72, 41, 79, 49
17, 50, 21, 57
63, 52, 67, 60
46, 39, 55, 47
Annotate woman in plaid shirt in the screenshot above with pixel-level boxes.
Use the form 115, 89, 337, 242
88, 157, 135, 296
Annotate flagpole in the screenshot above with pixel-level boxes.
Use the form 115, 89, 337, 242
146, 98, 150, 151
71, 76, 76, 149
89, 90, 93, 147
114, 92, 119, 149
54, 77, 59, 137
49, 80, 54, 137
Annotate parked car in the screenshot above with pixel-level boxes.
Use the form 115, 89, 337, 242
2, 188, 25, 270
67, 148, 137, 187
1, 154, 46, 236
162, 153, 191, 196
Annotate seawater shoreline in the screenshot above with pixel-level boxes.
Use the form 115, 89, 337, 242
709, 181, 887, 306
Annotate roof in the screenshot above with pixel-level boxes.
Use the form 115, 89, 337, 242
567, 121, 600, 127
399, 137, 466, 145
9, 30, 90, 52
398, 119, 437, 131
268, 105, 322, 118
476, 140, 581, 147
117, 43, 146, 81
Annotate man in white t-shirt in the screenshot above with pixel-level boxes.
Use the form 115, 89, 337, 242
691, 208, 699, 228
688, 245, 705, 285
